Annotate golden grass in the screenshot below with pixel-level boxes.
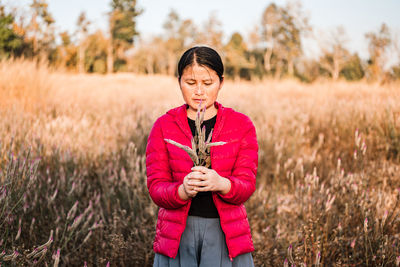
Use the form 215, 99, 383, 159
2, 59, 399, 167
1, 59, 400, 265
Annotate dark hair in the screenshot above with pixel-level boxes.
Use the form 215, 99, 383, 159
177, 46, 224, 82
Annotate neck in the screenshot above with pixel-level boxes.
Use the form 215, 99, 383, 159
187, 104, 218, 120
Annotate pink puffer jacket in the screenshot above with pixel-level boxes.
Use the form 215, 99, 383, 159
146, 101, 258, 260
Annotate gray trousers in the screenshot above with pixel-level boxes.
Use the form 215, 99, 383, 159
153, 216, 255, 267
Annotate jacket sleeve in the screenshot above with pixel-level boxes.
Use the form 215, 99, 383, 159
146, 117, 189, 209
217, 117, 258, 205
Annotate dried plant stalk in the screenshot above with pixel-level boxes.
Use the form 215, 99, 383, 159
164, 138, 199, 165
164, 101, 226, 167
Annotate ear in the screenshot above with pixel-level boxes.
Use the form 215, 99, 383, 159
219, 76, 224, 90
178, 78, 183, 90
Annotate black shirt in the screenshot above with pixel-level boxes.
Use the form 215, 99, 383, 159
187, 114, 219, 218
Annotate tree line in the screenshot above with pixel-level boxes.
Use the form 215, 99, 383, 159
1, 0, 399, 82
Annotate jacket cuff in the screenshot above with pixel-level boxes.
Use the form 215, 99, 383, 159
217, 176, 236, 201
173, 182, 190, 206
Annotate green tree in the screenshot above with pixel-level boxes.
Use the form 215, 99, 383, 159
247, 48, 266, 80
340, 53, 365, 81
86, 30, 108, 73
108, 0, 141, 73
0, 5, 23, 58
391, 65, 400, 80
224, 32, 253, 80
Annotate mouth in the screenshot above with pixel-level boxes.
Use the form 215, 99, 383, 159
193, 99, 205, 102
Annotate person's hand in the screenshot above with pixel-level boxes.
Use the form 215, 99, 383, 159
188, 166, 231, 194
182, 172, 200, 198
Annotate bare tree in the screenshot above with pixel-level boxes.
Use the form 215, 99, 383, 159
261, 3, 280, 73
76, 11, 90, 73
283, 1, 311, 77
247, 25, 261, 51
163, 9, 197, 75
319, 26, 350, 80
107, 21, 114, 73
196, 12, 224, 52
392, 32, 400, 67
55, 31, 74, 69
261, 1, 310, 78
365, 23, 391, 81
27, 0, 55, 58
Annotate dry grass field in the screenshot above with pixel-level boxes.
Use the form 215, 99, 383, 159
1, 58, 400, 266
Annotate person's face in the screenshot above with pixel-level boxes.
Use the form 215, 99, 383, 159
179, 63, 223, 114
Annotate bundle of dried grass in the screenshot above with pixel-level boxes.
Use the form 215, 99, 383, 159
164, 102, 226, 167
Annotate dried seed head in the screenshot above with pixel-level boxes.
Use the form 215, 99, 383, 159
284, 259, 289, 267
70, 214, 84, 230
50, 188, 58, 202
53, 249, 60, 267
316, 252, 321, 266
287, 244, 294, 263
165, 101, 226, 167
336, 158, 341, 171
15, 227, 21, 241
67, 201, 79, 220
350, 239, 356, 248
83, 231, 92, 244
164, 139, 199, 165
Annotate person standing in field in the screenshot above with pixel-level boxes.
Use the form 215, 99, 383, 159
146, 46, 258, 267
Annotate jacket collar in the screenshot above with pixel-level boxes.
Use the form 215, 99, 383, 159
167, 101, 227, 142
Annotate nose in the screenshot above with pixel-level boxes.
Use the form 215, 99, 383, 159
195, 84, 204, 95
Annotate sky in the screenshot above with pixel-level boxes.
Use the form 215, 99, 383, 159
7, 0, 400, 61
